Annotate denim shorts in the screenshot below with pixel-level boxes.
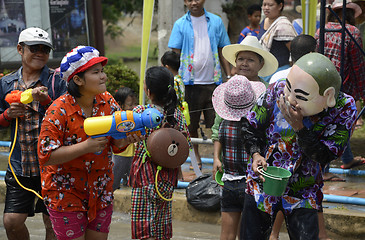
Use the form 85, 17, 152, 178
220, 179, 246, 212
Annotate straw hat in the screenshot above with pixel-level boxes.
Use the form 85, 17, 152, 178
222, 36, 278, 77
212, 75, 266, 121
330, 0, 362, 18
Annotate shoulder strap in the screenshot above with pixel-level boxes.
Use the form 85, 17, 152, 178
51, 67, 60, 99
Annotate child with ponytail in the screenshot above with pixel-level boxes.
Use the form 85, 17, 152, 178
129, 66, 191, 240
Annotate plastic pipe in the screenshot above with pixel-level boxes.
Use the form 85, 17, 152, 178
323, 194, 365, 206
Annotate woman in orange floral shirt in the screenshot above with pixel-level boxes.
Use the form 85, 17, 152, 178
38, 46, 141, 240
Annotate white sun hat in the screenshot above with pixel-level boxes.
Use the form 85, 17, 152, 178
222, 36, 278, 77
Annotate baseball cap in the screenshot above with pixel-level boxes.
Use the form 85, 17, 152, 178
18, 27, 53, 49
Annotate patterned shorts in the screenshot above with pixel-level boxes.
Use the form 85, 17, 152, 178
48, 205, 113, 240
131, 182, 174, 240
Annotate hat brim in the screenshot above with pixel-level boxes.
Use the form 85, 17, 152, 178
212, 79, 266, 121
67, 56, 108, 82
22, 41, 53, 49
222, 44, 278, 77
332, 2, 362, 18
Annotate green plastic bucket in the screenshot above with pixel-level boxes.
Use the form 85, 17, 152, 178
215, 170, 224, 186
259, 166, 292, 196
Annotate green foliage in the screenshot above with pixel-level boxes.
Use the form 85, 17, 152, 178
104, 61, 140, 98
102, 0, 144, 39
290, 176, 315, 194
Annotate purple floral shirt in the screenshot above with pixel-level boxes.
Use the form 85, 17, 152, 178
243, 79, 357, 215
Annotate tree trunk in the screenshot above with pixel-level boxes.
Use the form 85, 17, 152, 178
222, 0, 261, 44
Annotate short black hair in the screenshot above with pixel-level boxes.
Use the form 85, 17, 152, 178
247, 4, 261, 15
161, 51, 180, 72
67, 72, 85, 98
290, 34, 317, 63
114, 87, 136, 106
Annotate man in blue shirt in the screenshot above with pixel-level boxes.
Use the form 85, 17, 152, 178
168, 0, 231, 168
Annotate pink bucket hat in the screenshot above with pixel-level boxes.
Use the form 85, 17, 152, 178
212, 75, 266, 121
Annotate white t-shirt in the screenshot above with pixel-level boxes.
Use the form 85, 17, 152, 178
191, 15, 214, 85
269, 67, 292, 84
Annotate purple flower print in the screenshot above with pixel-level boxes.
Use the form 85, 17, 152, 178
301, 165, 310, 175
282, 152, 290, 160
268, 195, 279, 204
322, 116, 333, 125
329, 108, 339, 117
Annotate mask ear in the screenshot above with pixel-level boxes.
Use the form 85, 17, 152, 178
323, 87, 336, 107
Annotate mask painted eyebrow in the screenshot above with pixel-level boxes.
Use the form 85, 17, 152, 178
294, 89, 310, 95
285, 78, 291, 90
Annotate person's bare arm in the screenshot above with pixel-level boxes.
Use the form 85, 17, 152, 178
172, 48, 181, 55
44, 137, 109, 166
218, 47, 231, 77
285, 41, 291, 51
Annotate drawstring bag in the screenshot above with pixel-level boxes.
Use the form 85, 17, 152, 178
186, 174, 221, 212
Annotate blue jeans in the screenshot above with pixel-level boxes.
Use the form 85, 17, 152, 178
220, 179, 246, 212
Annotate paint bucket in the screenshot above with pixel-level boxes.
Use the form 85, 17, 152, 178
258, 166, 292, 196
215, 170, 224, 186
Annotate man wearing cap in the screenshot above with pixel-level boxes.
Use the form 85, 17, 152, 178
240, 53, 357, 239
0, 27, 67, 240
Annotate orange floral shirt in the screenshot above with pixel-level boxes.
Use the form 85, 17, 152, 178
38, 91, 122, 222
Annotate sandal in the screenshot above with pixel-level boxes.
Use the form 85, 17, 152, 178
323, 173, 346, 182
340, 157, 365, 169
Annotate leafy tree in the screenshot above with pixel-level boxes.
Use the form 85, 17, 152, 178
102, 0, 160, 39
104, 61, 140, 99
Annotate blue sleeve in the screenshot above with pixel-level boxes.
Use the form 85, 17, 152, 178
168, 20, 183, 49
237, 27, 249, 43
217, 18, 231, 48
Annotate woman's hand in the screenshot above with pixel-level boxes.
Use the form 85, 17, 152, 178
85, 136, 109, 153
252, 152, 267, 182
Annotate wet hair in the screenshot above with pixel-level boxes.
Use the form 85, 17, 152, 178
327, 8, 356, 26
161, 51, 180, 72
145, 66, 177, 126
247, 4, 261, 15
290, 34, 317, 63
114, 87, 136, 106
67, 72, 85, 98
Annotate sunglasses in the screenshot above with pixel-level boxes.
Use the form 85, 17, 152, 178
25, 44, 51, 54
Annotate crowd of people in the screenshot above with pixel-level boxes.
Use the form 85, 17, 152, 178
0, 0, 364, 240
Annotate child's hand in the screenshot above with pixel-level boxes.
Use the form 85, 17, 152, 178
32, 86, 49, 102
212, 158, 222, 180
113, 133, 145, 149
85, 136, 109, 153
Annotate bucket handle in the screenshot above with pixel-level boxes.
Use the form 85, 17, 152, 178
257, 166, 283, 181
